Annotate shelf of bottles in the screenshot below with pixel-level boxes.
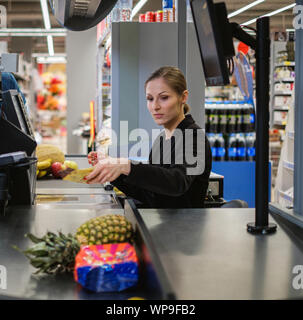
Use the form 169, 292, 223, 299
205, 101, 256, 162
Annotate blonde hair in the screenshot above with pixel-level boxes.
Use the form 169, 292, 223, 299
145, 66, 191, 115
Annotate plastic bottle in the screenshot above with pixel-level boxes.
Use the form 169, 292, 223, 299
246, 132, 256, 161
215, 133, 226, 161
242, 104, 251, 133
248, 104, 255, 132
112, 0, 121, 22
236, 133, 246, 161
209, 106, 218, 133
218, 106, 227, 134
163, 0, 174, 22
205, 106, 210, 133
227, 104, 236, 133
120, 0, 133, 21
227, 133, 237, 161
235, 104, 243, 133
207, 133, 217, 160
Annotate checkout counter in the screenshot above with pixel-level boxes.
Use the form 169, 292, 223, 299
1, 154, 303, 300
1, 56, 303, 300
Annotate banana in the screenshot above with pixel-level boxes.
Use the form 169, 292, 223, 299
36, 170, 40, 176
37, 170, 48, 179
37, 158, 52, 170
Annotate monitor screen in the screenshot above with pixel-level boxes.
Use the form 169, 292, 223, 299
0, 90, 36, 156
2, 90, 35, 139
190, 0, 230, 86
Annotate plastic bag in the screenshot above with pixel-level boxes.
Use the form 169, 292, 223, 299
74, 243, 139, 293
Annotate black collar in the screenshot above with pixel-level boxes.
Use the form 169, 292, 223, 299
176, 114, 195, 130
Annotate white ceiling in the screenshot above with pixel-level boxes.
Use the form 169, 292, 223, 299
0, 0, 296, 56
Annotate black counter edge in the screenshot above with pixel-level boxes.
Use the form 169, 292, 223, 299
124, 199, 177, 300
270, 203, 303, 252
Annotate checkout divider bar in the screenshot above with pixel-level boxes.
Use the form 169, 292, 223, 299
124, 199, 176, 300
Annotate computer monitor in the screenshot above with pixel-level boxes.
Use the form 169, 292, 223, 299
0, 89, 37, 206
0, 89, 36, 156
190, 0, 234, 86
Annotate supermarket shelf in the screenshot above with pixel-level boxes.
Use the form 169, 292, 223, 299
274, 91, 293, 96
269, 141, 282, 148
274, 121, 287, 126
275, 62, 295, 68
97, 28, 111, 48
274, 107, 289, 111
274, 78, 295, 83
278, 189, 293, 203
283, 160, 294, 171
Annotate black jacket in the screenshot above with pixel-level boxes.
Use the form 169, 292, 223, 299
112, 114, 212, 208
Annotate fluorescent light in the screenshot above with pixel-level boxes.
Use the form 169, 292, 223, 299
264, 3, 296, 17
47, 35, 54, 56
33, 53, 66, 58
0, 28, 66, 37
228, 0, 265, 19
41, 0, 54, 55
242, 3, 296, 26
40, 0, 51, 30
131, 0, 148, 19
37, 56, 67, 64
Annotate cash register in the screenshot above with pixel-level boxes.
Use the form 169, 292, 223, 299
0, 54, 37, 215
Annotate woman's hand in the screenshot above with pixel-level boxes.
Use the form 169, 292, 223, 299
85, 157, 131, 184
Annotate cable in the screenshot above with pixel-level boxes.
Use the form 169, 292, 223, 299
241, 25, 257, 33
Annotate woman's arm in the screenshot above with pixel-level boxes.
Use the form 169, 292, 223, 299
111, 174, 154, 204
123, 162, 197, 197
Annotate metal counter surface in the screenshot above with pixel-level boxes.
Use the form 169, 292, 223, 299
0, 206, 157, 300
35, 156, 118, 209
138, 208, 303, 300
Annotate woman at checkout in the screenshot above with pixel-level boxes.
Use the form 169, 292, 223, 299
86, 66, 212, 208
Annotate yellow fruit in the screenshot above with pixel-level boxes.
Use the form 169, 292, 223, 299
37, 170, 47, 179
37, 158, 52, 170
36, 144, 65, 164
76, 214, 134, 245
36, 170, 39, 176
64, 160, 78, 170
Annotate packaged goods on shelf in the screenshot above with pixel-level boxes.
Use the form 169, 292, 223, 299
205, 103, 255, 134
207, 132, 255, 162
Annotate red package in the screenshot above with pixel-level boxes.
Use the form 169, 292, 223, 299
74, 243, 139, 292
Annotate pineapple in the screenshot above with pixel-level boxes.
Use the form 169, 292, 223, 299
76, 214, 133, 245
14, 215, 134, 275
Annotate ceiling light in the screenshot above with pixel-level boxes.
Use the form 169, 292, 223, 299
41, 0, 54, 56
36, 56, 67, 64
47, 35, 54, 56
40, 0, 51, 29
131, 0, 148, 19
228, 0, 265, 19
0, 28, 66, 37
242, 3, 296, 26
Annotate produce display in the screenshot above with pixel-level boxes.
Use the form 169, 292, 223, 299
15, 215, 135, 276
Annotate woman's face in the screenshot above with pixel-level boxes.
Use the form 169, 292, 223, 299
146, 77, 187, 128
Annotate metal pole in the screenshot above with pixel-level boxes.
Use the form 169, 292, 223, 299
177, 0, 187, 74
247, 17, 277, 234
